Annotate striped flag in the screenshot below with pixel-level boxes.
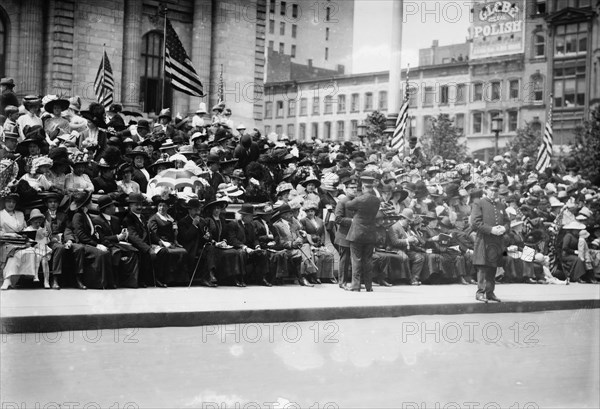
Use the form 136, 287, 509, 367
535, 94, 553, 173
94, 51, 114, 108
165, 18, 205, 97
390, 66, 410, 154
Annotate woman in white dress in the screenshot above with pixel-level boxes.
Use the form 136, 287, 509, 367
0, 193, 38, 290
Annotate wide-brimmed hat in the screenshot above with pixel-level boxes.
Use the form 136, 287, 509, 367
97, 158, 116, 169
2, 192, 19, 202
399, 208, 416, 222
69, 151, 90, 165
159, 139, 177, 151
238, 203, 255, 215
300, 175, 321, 188
183, 198, 203, 209
218, 183, 244, 198
276, 182, 293, 195
28, 209, 45, 223
219, 157, 238, 168
97, 195, 117, 211
563, 221, 586, 230
420, 211, 437, 221
272, 203, 293, 221
69, 116, 88, 132
524, 230, 544, 246
212, 104, 224, 112
148, 154, 174, 172
69, 191, 93, 211
127, 192, 145, 204
127, 146, 150, 160
4, 105, 19, 115
23, 95, 42, 105
151, 194, 177, 206
158, 108, 171, 120
303, 200, 319, 211
510, 219, 524, 228
204, 195, 229, 210
0, 77, 15, 87
136, 119, 151, 131
44, 97, 69, 113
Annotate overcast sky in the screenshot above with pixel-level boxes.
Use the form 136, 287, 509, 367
352, 0, 473, 73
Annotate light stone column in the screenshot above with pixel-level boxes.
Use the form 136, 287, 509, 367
190, 0, 213, 112
121, 0, 143, 111
19, 0, 44, 95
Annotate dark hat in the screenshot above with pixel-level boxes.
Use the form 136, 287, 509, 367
69, 191, 93, 211
127, 146, 150, 160
183, 198, 203, 209
109, 104, 123, 113
204, 196, 229, 210
206, 154, 221, 164
197, 142, 210, 152
0, 77, 15, 87
151, 194, 177, 206
392, 187, 409, 202
44, 98, 69, 113
238, 203, 255, 215
97, 195, 117, 211
421, 211, 437, 220
137, 119, 150, 131
444, 183, 461, 199
2, 192, 19, 202
23, 95, 42, 104
360, 176, 376, 186
219, 157, 239, 168
255, 204, 275, 216
158, 108, 171, 120
524, 230, 544, 246
148, 154, 174, 172
41, 191, 62, 202
127, 193, 145, 204
301, 175, 321, 188
272, 203, 293, 221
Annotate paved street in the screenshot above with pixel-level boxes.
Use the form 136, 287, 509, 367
2, 310, 599, 408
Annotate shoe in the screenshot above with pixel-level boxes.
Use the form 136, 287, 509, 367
261, 278, 273, 287
565, 277, 570, 286
330, 277, 338, 284
235, 280, 245, 287
475, 294, 488, 303
588, 278, 599, 284
52, 280, 60, 290
378, 279, 393, 287
200, 279, 217, 287
575, 279, 585, 284
338, 282, 346, 289
44, 281, 51, 289
487, 294, 501, 302
410, 280, 421, 286
155, 280, 168, 288
344, 285, 360, 292
366, 288, 373, 292
209, 272, 217, 283
468, 279, 477, 284
1, 281, 11, 290
525, 278, 537, 284
459, 277, 469, 285
313, 277, 321, 284
76, 278, 87, 290
299, 277, 314, 287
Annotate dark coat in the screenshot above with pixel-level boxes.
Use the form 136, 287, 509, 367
227, 220, 259, 249
45, 210, 75, 243
72, 211, 99, 246
91, 214, 122, 246
345, 193, 381, 244
122, 212, 152, 252
253, 218, 276, 247
131, 168, 149, 193
334, 194, 356, 247
178, 215, 210, 258
92, 175, 119, 194
0, 90, 19, 114
233, 143, 260, 170
470, 197, 510, 267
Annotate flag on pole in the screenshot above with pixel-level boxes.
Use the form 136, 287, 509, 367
217, 64, 224, 105
535, 94, 553, 173
94, 51, 114, 109
165, 18, 205, 97
390, 66, 410, 154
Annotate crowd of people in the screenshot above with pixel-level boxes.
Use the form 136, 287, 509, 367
1, 77, 599, 293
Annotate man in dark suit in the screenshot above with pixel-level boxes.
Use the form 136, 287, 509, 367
253, 204, 289, 282
471, 180, 510, 302
334, 176, 358, 288
233, 134, 260, 170
91, 195, 139, 288
344, 176, 381, 292
122, 193, 164, 288
178, 199, 216, 287
227, 204, 271, 286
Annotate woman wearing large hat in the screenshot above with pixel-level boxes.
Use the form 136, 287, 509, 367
299, 174, 321, 208
79, 102, 109, 160
69, 190, 113, 289
147, 194, 189, 286
299, 200, 335, 284
0, 192, 40, 290
64, 151, 94, 194
126, 146, 151, 193
203, 194, 246, 286
43, 96, 70, 140
17, 95, 43, 140
561, 221, 588, 284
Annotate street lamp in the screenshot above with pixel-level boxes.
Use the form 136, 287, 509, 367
357, 121, 367, 143
491, 114, 503, 157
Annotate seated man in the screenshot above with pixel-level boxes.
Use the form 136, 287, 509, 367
387, 208, 425, 286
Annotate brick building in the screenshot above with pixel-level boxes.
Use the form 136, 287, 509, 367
0, 0, 267, 128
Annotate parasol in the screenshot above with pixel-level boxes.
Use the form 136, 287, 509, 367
122, 110, 143, 117
151, 168, 203, 190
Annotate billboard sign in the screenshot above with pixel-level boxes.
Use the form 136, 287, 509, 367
468, 0, 525, 60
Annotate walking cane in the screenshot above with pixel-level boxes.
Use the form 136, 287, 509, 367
188, 242, 210, 288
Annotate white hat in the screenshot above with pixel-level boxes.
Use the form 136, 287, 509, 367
510, 220, 524, 228
563, 221, 586, 230
549, 197, 563, 207
196, 102, 207, 115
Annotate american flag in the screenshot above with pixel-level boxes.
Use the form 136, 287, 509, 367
165, 18, 205, 97
390, 66, 410, 154
94, 51, 114, 108
535, 94, 553, 173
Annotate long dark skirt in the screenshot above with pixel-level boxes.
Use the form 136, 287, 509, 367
214, 247, 245, 280
561, 254, 586, 281
156, 246, 189, 284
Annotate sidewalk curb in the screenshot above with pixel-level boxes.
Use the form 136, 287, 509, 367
3, 299, 598, 334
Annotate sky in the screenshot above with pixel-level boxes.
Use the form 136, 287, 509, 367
352, 0, 473, 73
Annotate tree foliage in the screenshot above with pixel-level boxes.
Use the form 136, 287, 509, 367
420, 113, 467, 162
506, 121, 543, 160
568, 105, 600, 183
365, 110, 387, 141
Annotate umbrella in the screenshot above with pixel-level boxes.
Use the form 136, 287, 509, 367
122, 110, 143, 117
151, 168, 203, 190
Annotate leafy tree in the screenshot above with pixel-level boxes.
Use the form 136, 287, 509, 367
364, 110, 387, 143
506, 121, 543, 160
568, 105, 600, 183
420, 113, 467, 162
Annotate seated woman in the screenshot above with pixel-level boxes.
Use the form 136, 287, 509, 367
0, 193, 39, 290
299, 201, 335, 283
561, 221, 588, 284
116, 164, 141, 195
504, 220, 536, 283
23, 209, 54, 289
19, 156, 53, 192
147, 195, 189, 286
203, 195, 246, 286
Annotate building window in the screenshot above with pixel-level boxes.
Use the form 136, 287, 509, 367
269, 0, 275, 15
488, 111, 502, 133
535, 0, 546, 14
554, 63, 586, 108
455, 114, 465, 132
275, 125, 283, 135
264, 101, 273, 119
300, 98, 307, 116
265, 125, 271, 135
280, 1, 287, 16
279, 43, 285, 54
364, 92, 373, 111
291, 45, 296, 58
531, 74, 544, 103
508, 111, 518, 132
324, 121, 331, 139
311, 122, 319, 139
141, 31, 172, 114
299, 123, 306, 140
292, 24, 297, 38
473, 83, 483, 102
269, 19, 275, 34
292, 4, 299, 18
287, 124, 295, 139
509, 80, 519, 100
337, 95, 346, 113
408, 86, 418, 107
351, 120, 358, 139
555, 23, 587, 57
534, 33, 545, 57
409, 117, 416, 138
490, 81, 501, 102
325, 47, 329, 61
325, 28, 330, 41
440, 85, 449, 105
456, 84, 466, 104
472, 112, 483, 133
312, 96, 320, 115
423, 86, 435, 107
351, 93, 359, 112
280, 22, 285, 36
276, 101, 284, 118
324, 95, 333, 114
287, 100, 296, 117
379, 91, 388, 111
337, 121, 345, 140
268, 40, 274, 50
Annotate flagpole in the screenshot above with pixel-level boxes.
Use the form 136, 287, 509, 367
161, 5, 168, 109
101, 44, 106, 105
404, 64, 410, 158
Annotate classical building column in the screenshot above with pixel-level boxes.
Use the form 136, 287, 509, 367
19, 0, 44, 95
190, 0, 213, 112
121, 0, 143, 111
387, 0, 404, 129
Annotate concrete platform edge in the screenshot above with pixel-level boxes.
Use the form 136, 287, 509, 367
2, 299, 599, 334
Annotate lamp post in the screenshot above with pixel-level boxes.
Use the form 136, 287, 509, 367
357, 121, 367, 145
491, 114, 503, 157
